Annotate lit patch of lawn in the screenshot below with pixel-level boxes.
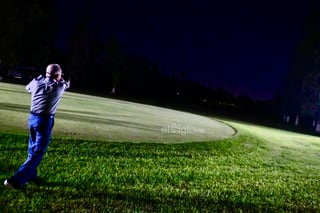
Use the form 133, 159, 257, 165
1, 133, 320, 212
1, 82, 320, 212
0, 82, 234, 143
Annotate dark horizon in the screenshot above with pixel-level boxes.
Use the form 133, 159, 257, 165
54, 0, 310, 101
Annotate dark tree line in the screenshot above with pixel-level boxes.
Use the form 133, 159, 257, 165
0, 0, 280, 122
3, 0, 320, 132
278, 0, 320, 132
0, 0, 56, 66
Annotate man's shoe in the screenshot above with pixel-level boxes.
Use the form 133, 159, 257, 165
4, 178, 25, 190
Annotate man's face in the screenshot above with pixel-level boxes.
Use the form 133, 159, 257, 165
56, 72, 62, 81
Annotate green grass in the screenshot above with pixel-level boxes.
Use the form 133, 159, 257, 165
0, 82, 234, 143
1, 82, 320, 212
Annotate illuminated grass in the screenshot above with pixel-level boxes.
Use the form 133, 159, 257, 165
1, 133, 319, 212
0, 82, 234, 143
0, 82, 320, 212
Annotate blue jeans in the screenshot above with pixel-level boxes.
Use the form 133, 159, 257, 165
13, 113, 54, 186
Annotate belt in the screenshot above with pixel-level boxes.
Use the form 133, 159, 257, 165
30, 111, 55, 117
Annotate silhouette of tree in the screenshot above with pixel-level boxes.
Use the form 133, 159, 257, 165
0, 0, 56, 66
65, 4, 94, 88
103, 33, 126, 94
66, 26, 89, 87
281, 0, 320, 127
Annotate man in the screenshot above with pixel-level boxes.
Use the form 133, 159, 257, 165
4, 64, 70, 190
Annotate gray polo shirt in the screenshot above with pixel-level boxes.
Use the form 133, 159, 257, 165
26, 75, 69, 115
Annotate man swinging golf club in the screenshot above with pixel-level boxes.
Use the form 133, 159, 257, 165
4, 64, 70, 190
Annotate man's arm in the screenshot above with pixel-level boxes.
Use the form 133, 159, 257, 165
25, 75, 43, 93
66, 78, 71, 89
25, 80, 34, 93
61, 77, 70, 90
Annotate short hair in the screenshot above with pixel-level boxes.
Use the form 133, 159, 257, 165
46, 64, 62, 78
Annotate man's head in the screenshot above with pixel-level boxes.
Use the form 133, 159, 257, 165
46, 64, 63, 81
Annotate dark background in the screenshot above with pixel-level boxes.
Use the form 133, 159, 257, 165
54, 0, 308, 101
1, 0, 320, 134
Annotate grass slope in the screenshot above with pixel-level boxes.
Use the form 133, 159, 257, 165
1, 82, 320, 212
0, 82, 234, 143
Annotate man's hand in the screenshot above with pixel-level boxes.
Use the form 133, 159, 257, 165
66, 78, 71, 89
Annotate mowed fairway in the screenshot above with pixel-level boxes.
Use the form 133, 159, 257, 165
0, 82, 235, 143
1, 81, 320, 212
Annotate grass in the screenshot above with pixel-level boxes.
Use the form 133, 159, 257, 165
0, 82, 234, 143
0, 82, 320, 212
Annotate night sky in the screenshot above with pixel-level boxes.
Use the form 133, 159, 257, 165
55, 0, 309, 100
